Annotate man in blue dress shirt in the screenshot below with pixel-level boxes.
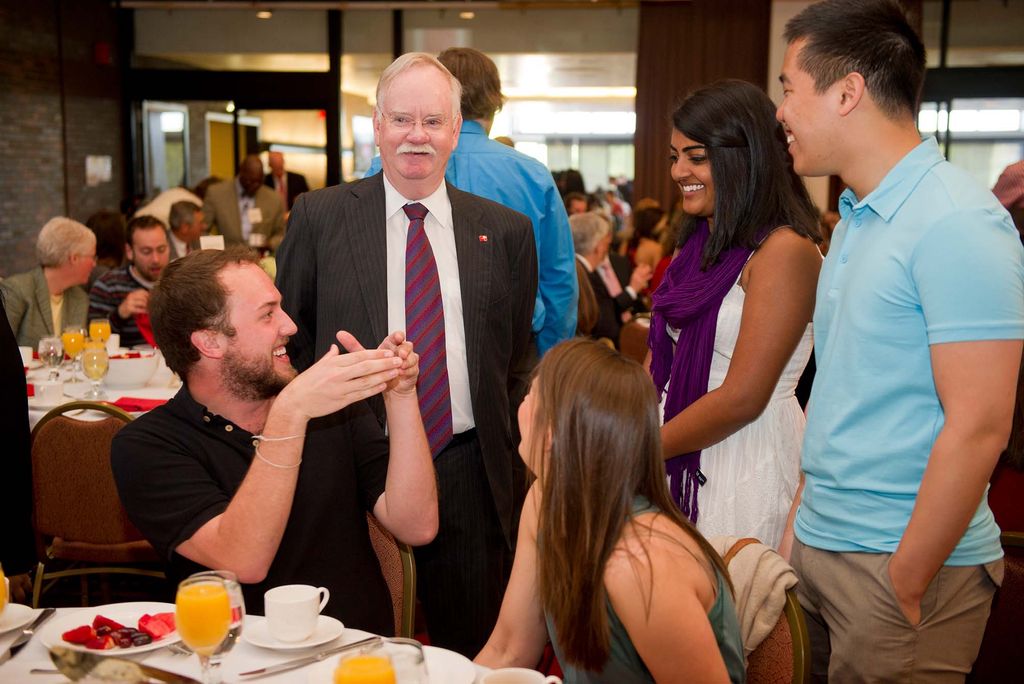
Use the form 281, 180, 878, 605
777, 1, 1024, 680
369, 47, 577, 358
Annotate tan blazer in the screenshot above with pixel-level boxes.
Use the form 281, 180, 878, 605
202, 180, 286, 251
1, 267, 89, 348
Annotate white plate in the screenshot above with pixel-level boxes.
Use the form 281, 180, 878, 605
0, 603, 36, 634
305, 644, 476, 683
24, 359, 43, 370
243, 615, 344, 651
38, 601, 179, 655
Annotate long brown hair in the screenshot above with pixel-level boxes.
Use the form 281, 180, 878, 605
530, 339, 731, 671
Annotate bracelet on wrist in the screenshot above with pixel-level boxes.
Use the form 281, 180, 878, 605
253, 442, 302, 469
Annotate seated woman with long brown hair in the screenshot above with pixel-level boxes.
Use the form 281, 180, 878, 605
476, 339, 745, 683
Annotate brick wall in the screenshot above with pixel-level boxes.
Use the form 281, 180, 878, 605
0, 0, 123, 277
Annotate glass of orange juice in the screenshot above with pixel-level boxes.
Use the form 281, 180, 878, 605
89, 318, 111, 344
334, 653, 396, 684
176, 574, 232, 684
61, 326, 86, 382
1, 562, 8, 617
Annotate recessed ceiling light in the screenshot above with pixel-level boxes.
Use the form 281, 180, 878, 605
256, 10, 272, 20
459, 11, 475, 20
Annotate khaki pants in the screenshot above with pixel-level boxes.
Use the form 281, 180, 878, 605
791, 540, 1002, 683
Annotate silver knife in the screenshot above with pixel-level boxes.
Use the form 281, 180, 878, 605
49, 646, 200, 683
238, 635, 382, 679
0, 607, 56, 663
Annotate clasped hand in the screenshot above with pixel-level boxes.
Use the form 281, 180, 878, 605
278, 330, 419, 421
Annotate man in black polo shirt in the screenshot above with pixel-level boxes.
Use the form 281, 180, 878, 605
111, 248, 437, 635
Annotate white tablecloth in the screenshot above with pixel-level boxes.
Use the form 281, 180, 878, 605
0, 607, 490, 682
26, 365, 179, 431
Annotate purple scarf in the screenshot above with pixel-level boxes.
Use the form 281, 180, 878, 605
648, 218, 754, 523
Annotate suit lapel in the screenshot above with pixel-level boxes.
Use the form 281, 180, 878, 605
348, 174, 389, 344
33, 268, 54, 335
224, 183, 242, 243
449, 185, 489, 399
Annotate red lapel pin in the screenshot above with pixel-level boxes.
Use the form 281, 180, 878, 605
478, 235, 488, 242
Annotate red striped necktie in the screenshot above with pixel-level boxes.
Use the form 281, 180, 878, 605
403, 203, 453, 458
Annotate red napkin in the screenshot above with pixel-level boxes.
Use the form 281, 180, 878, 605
112, 397, 167, 412
26, 384, 35, 397
134, 312, 157, 347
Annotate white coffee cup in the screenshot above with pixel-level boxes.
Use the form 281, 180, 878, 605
264, 584, 330, 643
482, 668, 562, 684
35, 380, 64, 406
19, 346, 33, 367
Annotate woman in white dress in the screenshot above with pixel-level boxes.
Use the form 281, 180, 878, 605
647, 80, 822, 549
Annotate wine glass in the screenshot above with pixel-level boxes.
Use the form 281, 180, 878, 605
176, 574, 232, 684
38, 336, 63, 381
81, 344, 109, 400
334, 652, 396, 684
187, 570, 245, 673
89, 318, 112, 346
61, 326, 86, 382
1, 562, 8, 617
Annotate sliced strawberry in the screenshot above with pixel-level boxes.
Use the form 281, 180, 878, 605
92, 614, 125, 631
85, 635, 116, 650
153, 612, 175, 631
62, 625, 95, 644
138, 613, 173, 639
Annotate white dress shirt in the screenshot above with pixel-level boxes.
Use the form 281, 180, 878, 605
383, 174, 474, 433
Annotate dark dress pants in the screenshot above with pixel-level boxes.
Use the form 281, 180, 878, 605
414, 432, 513, 658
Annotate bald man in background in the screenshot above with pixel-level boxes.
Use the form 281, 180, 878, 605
203, 154, 286, 251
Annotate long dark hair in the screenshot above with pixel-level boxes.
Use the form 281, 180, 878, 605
673, 79, 821, 269
530, 339, 732, 671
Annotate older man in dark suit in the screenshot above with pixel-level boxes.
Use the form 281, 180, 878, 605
265, 151, 310, 211
276, 52, 537, 657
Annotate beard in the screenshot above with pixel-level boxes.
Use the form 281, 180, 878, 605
221, 345, 296, 401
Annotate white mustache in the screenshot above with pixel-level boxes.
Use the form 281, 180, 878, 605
397, 143, 436, 155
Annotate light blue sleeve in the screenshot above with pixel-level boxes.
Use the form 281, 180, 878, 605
365, 156, 382, 178
535, 182, 578, 355
914, 207, 1024, 344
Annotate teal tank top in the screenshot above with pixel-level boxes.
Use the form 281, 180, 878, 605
544, 497, 746, 683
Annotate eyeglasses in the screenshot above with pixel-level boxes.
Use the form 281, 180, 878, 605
380, 111, 450, 132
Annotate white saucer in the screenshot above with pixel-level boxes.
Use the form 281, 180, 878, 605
243, 615, 344, 651
0, 603, 35, 634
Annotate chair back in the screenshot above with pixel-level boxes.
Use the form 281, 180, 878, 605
968, 531, 1024, 683
618, 315, 650, 364
31, 402, 143, 546
366, 513, 416, 638
722, 537, 810, 684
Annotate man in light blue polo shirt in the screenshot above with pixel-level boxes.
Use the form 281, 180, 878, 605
777, 1, 1024, 680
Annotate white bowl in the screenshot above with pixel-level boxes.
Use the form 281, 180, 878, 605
105, 353, 159, 389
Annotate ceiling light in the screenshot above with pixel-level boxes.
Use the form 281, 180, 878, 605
459, 11, 475, 20
256, 10, 272, 20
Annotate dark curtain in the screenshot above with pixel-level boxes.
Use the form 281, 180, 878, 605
634, 0, 772, 210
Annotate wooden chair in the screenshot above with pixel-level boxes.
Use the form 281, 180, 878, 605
722, 537, 811, 684
746, 589, 811, 684
967, 531, 1024, 683
366, 513, 416, 638
30, 401, 163, 607
618, 314, 651, 364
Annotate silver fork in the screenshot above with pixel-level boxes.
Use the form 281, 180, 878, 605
167, 642, 193, 656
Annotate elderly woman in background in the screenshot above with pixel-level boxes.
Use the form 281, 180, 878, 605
1, 217, 95, 349
571, 212, 651, 347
